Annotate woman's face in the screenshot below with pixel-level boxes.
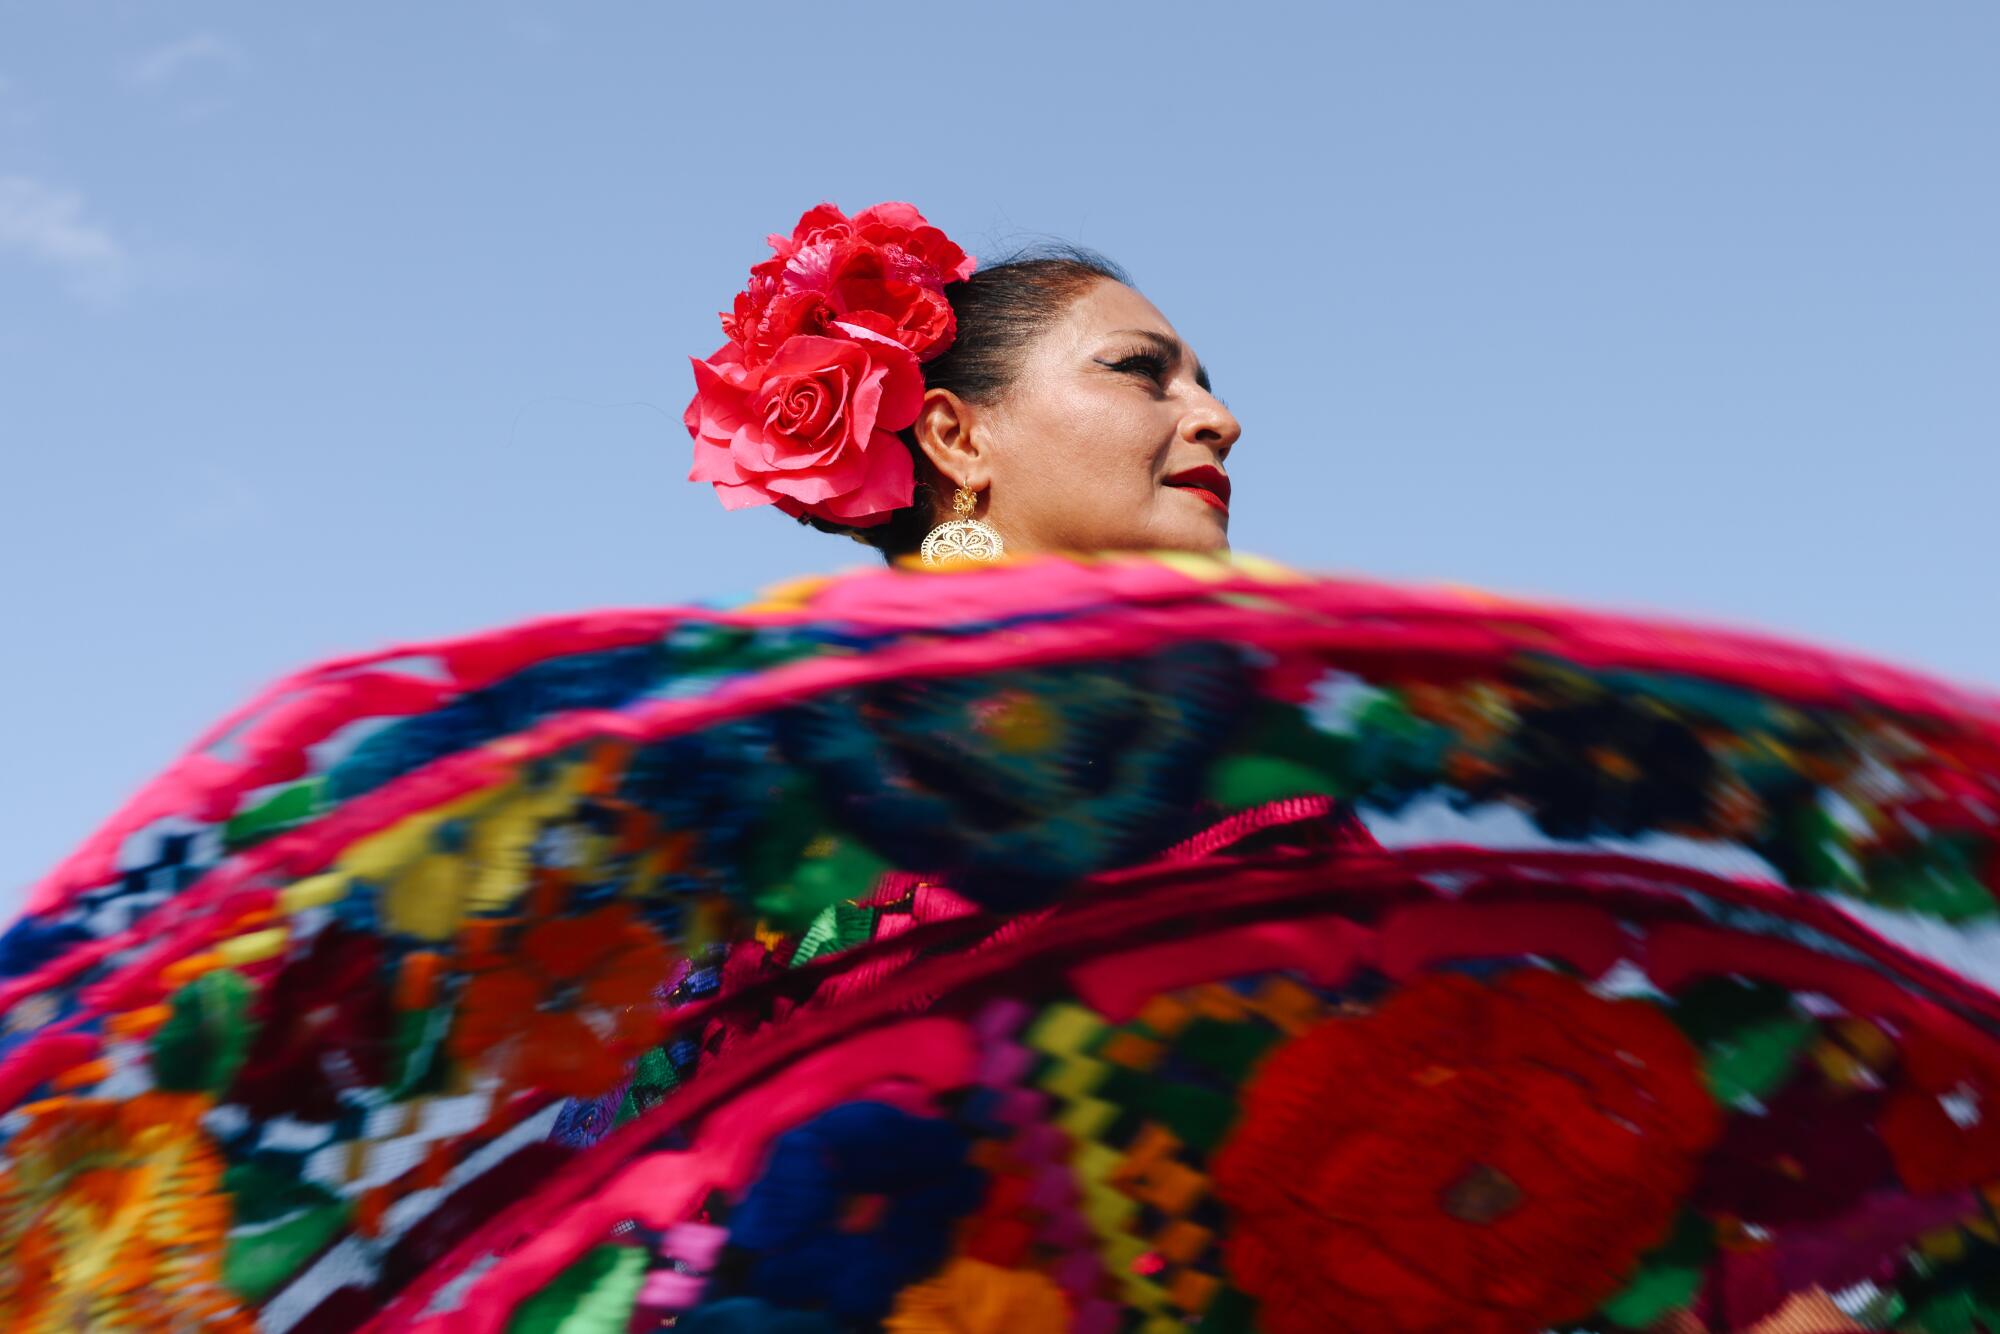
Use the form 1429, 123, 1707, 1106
963, 279, 1241, 555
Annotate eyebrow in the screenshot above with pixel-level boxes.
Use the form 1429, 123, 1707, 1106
1110, 328, 1212, 393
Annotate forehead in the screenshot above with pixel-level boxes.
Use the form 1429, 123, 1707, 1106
1052, 279, 1183, 349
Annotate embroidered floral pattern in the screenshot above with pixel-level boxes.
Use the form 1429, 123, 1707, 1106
3, 555, 1999, 1330
229, 925, 391, 1122
0, 1094, 246, 1331
726, 1101, 985, 1324
1878, 1028, 2000, 1195
883, 1256, 1069, 1332
1212, 971, 1719, 1334
449, 901, 670, 1098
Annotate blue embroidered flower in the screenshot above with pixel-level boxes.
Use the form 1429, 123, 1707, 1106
727, 1100, 985, 1323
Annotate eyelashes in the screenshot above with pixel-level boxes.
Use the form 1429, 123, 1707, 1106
1101, 350, 1172, 386
1097, 341, 1217, 398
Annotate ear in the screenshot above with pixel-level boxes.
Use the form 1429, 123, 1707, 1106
908, 388, 992, 491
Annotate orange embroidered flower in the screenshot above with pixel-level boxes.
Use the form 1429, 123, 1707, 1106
1212, 969, 1717, 1334
449, 902, 670, 1098
0, 1092, 249, 1332
883, 1257, 1070, 1332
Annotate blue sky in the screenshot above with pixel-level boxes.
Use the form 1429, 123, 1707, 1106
2, 3, 1996, 905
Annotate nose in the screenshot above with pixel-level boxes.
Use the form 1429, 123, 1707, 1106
1183, 387, 1241, 461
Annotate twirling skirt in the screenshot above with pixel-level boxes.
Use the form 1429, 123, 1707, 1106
4, 553, 1998, 1333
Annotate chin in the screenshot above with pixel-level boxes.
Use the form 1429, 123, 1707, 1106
1147, 525, 1230, 554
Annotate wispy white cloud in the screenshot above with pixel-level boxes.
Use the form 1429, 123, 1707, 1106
121, 33, 246, 90
0, 176, 132, 301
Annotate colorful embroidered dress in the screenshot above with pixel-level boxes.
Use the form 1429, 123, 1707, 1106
4, 553, 2000, 1333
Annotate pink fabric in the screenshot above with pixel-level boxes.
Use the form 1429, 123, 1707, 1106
0, 1032, 99, 1108
634, 1271, 704, 1310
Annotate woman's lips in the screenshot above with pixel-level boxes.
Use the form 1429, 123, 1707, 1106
1179, 485, 1229, 513
1165, 466, 1231, 514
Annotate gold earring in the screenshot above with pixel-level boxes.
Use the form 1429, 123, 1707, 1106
920, 486, 1005, 566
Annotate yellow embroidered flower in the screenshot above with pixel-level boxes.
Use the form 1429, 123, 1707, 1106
0, 1092, 249, 1331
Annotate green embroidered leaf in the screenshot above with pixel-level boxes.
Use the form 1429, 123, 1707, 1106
1207, 701, 1356, 808
754, 835, 890, 935
1705, 1010, 1819, 1106
505, 1244, 648, 1334
613, 1045, 680, 1128
1901, 1288, 1996, 1334
1347, 694, 1456, 802
387, 1006, 452, 1099
152, 968, 257, 1093
737, 780, 823, 899
1670, 977, 1817, 1106
1175, 1016, 1282, 1085
1207, 754, 1349, 808
223, 779, 326, 850
1596, 1211, 1712, 1328
221, 1163, 348, 1302
1757, 788, 1864, 893
223, 1161, 344, 1227
1869, 836, 1999, 922
790, 902, 878, 967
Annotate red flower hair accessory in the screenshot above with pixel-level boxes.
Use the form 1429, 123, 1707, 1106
685, 201, 976, 527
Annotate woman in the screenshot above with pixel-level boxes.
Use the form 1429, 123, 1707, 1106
4, 202, 2000, 1334
682, 209, 1237, 562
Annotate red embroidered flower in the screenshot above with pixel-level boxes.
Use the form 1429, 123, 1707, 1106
230, 925, 392, 1122
686, 331, 922, 526
1878, 1028, 2000, 1194
449, 903, 670, 1099
1211, 969, 1718, 1334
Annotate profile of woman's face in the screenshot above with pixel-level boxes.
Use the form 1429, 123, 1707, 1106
946, 279, 1242, 555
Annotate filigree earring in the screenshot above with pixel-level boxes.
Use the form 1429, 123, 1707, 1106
919, 486, 1005, 566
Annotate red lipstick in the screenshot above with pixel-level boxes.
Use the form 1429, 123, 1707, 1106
1164, 465, 1231, 514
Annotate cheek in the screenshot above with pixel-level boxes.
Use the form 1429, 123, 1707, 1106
984, 377, 1185, 549
1012, 385, 1169, 497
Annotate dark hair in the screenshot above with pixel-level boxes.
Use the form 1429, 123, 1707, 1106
802, 243, 1132, 559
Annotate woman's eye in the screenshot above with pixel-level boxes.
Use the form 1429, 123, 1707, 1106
1109, 355, 1169, 384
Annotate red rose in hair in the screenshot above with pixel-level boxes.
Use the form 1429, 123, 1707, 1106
724, 201, 975, 364
723, 283, 838, 365
1212, 969, 1717, 1334
826, 244, 957, 361
685, 329, 921, 525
